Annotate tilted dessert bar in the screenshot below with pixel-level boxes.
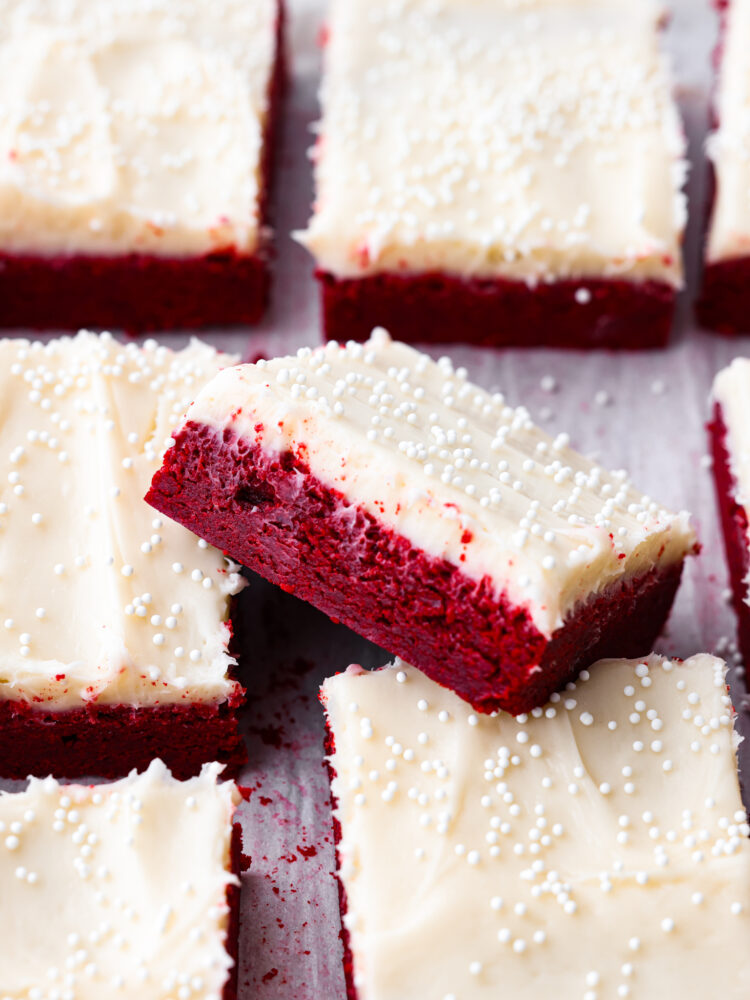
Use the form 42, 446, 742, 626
0, 333, 247, 779
0, 0, 283, 333
298, 0, 686, 349
323, 655, 750, 999
0, 759, 242, 1000
147, 330, 696, 715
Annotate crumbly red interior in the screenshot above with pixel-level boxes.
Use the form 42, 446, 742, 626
0, 696, 247, 780
0, 1, 285, 335
709, 402, 750, 662
316, 270, 676, 349
147, 421, 685, 715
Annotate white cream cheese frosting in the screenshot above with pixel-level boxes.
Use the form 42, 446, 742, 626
0, 332, 245, 710
706, 0, 750, 264
712, 358, 750, 507
323, 655, 750, 1000
0, 0, 279, 257
183, 329, 695, 636
298, 0, 686, 286
712, 358, 750, 599
0, 758, 239, 999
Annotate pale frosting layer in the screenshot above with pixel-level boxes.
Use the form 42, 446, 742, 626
0, 759, 238, 999
0, 0, 278, 257
298, 0, 686, 285
183, 329, 695, 637
712, 357, 750, 603
324, 655, 750, 1000
706, 0, 750, 263
712, 358, 750, 506
0, 332, 245, 710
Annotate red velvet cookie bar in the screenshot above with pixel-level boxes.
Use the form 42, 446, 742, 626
0, 0, 284, 333
0, 760, 243, 998
322, 656, 750, 999
0, 334, 247, 779
147, 330, 697, 715
299, 0, 685, 349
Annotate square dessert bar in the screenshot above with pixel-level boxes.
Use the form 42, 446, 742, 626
323, 655, 750, 1000
298, 0, 686, 349
0, 759, 242, 1000
0, 0, 283, 333
698, 0, 750, 333
0, 333, 247, 780
147, 329, 696, 716
709, 358, 750, 662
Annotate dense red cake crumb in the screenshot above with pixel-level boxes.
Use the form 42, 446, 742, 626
147, 421, 685, 715
0, 251, 272, 335
317, 270, 676, 349
0, 250, 274, 334
224, 822, 245, 1000
709, 402, 750, 662
697, 258, 750, 335
322, 726, 358, 1000
0, 5, 285, 335
0, 695, 247, 781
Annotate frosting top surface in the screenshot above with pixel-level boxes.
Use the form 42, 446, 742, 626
299, 0, 686, 285
185, 329, 695, 635
0, 759, 238, 998
707, 0, 750, 263
324, 655, 750, 999
0, 332, 245, 710
0, 0, 278, 256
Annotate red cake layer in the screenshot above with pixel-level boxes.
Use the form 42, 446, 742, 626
223, 821, 244, 1000
316, 270, 676, 349
0, 2, 285, 335
322, 725, 358, 1000
147, 421, 685, 715
0, 695, 247, 780
697, 258, 750, 335
709, 402, 750, 663
0, 251, 272, 335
